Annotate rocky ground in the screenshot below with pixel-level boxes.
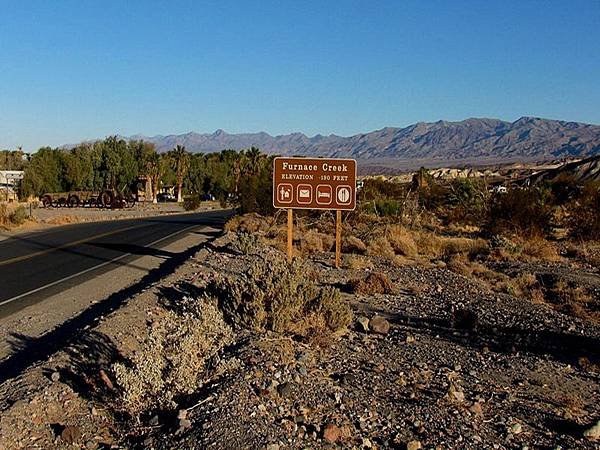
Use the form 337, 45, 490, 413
0, 230, 599, 449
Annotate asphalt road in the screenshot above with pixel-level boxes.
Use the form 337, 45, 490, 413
0, 209, 232, 316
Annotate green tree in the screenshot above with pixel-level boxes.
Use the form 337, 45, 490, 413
21, 147, 64, 197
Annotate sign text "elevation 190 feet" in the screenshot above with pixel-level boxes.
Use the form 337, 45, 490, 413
272, 157, 357, 210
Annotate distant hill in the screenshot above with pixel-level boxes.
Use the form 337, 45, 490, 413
126, 117, 600, 164
528, 155, 600, 185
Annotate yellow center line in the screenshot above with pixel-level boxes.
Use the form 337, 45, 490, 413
0, 223, 150, 267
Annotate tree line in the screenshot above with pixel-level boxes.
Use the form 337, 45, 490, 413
0, 138, 274, 213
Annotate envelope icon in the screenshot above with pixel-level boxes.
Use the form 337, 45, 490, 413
297, 184, 312, 203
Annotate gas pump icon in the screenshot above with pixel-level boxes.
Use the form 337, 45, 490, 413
278, 183, 293, 204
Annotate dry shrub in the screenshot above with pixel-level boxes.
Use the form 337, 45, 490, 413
299, 229, 334, 255
366, 236, 395, 259
567, 182, 600, 240
499, 272, 543, 301
342, 235, 367, 254
344, 255, 374, 270
225, 213, 272, 233
445, 254, 472, 277
0, 204, 29, 229
385, 225, 417, 257
349, 272, 396, 295
230, 232, 260, 254
578, 356, 600, 373
441, 237, 488, 258
548, 281, 595, 321
414, 231, 444, 258
45, 215, 79, 225
112, 298, 232, 416
520, 236, 559, 261
208, 255, 352, 335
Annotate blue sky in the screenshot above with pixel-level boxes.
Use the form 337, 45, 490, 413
1, 0, 599, 151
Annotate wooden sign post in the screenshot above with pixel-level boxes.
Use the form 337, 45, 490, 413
273, 157, 356, 266
335, 210, 342, 268
287, 208, 293, 262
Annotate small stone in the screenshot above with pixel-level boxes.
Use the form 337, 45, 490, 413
406, 335, 416, 343
510, 423, 523, 435
583, 419, 600, 440
99, 369, 114, 391
277, 382, 293, 398
323, 423, 341, 443
60, 426, 82, 444
51, 371, 61, 382
469, 402, 483, 417
149, 415, 159, 426
177, 409, 187, 420
448, 383, 465, 403
407, 440, 422, 450
339, 373, 356, 385
369, 316, 390, 335
362, 437, 373, 448
178, 418, 192, 432
266, 444, 280, 450
357, 316, 370, 332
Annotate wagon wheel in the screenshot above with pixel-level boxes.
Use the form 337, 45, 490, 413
41, 195, 53, 208
87, 197, 97, 208
67, 194, 80, 208
56, 197, 67, 208
126, 195, 137, 208
111, 193, 125, 209
98, 190, 114, 208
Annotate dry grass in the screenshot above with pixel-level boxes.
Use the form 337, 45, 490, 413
225, 213, 273, 233
548, 280, 595, 321
365, 236, 396, 259
342, 236, 367, 254
299, 229, 334, 255
44, 215, 79, 225
385, 225, 417, 257
520, 236, 560, 261
344, 255, 374, 271
349, 272, 396, 295
490, 235, 559, 262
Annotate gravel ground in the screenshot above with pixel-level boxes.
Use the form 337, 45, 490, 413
0, 233, 599, 449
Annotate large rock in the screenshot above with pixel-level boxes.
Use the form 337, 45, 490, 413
369, 316, 390, 335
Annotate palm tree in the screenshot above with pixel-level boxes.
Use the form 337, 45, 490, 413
169, 145, 191, 202
244, 147, 263, 176
145, 152, 165, 204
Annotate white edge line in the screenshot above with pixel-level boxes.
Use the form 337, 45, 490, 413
0, 223, 204, 307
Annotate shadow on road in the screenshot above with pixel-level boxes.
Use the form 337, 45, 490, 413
0, 229, 221, 385
89, 242, 175, 259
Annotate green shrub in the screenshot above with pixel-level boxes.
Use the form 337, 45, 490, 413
231, 232, 260, 254
9, 206, 28, 225
183, 195, 202, 211
567, 182, 600, 240
488, 187, 554, 237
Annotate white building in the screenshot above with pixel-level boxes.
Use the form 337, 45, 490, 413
0, 170, 24, 201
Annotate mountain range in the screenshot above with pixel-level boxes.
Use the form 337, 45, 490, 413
126, 117, 600, 166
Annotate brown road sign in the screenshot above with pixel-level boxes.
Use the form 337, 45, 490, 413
273, 157, 357, 210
